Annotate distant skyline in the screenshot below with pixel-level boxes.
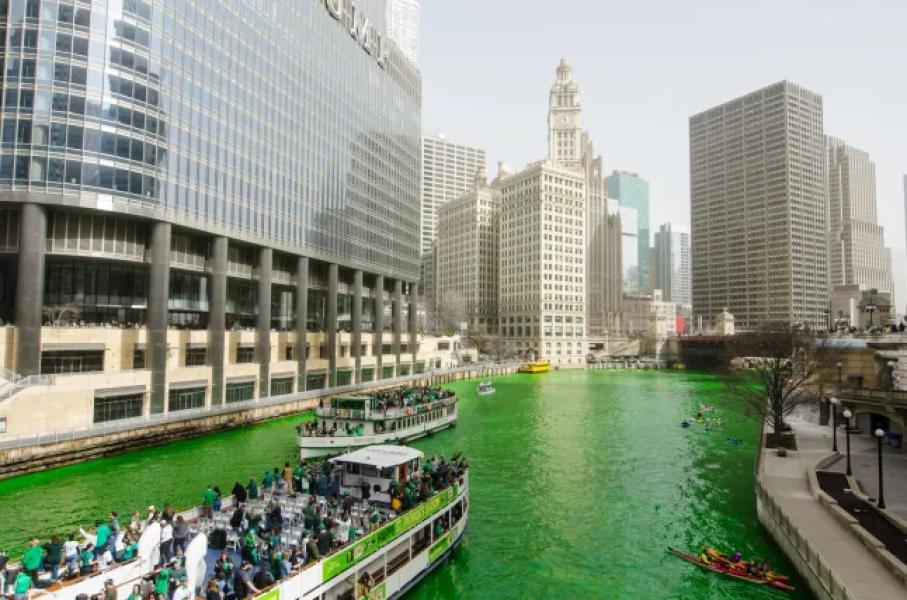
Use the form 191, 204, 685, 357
421, 0, 907, 304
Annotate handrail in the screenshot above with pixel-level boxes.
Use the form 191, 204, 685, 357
0, 362, 518, 450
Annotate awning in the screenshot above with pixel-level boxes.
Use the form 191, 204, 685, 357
95, 385, 147, 399
226, 375, 257, 384
168, 379, 208, 391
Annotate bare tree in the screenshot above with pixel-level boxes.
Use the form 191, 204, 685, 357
42, 304, 81, 326
721, 322, 838, 448
433, 293, 467, 335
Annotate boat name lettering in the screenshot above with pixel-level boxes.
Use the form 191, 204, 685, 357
322, 485, 458, 581
323, 0, 388, 69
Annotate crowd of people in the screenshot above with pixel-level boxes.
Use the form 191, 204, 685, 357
1, 452, 468, 600
368, 386, 455, 412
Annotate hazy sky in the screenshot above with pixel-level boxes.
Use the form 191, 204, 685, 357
421, 0, 907, 301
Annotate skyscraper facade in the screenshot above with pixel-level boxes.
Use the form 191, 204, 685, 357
0, 0, 424, 436
826, 137, 893, 294
606, 171, 650, 292
499, 60, 592, 365
435, 167, 501, 335
618, 204, 638, 292
386, 0, 420, 69
654, 223, 692, 307
690, 81, 828, 329
420, 135, 486, 254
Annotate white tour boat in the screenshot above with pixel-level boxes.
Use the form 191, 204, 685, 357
42, 445, 469, 600
298, 387, 458, 460
476, 381, 495, 396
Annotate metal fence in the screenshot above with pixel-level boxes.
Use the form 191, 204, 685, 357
0, 362, 518, 451
755, 478, 856, 600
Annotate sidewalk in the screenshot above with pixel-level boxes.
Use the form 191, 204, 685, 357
823, 423, 907, 520
760, 414, 904, 599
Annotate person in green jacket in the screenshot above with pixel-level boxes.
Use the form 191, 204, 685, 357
246, 478, 259, 500
154, 565, 171, 597
94, 519, 111, 558
14, 569, 32, 600
202, 485, 218, 518
21, 540, 44, 583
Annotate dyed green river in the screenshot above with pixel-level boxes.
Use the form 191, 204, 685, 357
0, 370, 811, 599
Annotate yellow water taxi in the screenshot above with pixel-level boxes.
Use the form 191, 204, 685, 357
519, 360, 551, 373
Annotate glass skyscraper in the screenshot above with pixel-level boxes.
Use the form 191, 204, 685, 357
0, 0, 425, 436
606, 170, 650, 292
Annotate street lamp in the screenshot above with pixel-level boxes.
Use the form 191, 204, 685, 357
836, 361, 843, 384
829, 397, 839, 452
866, 303, 877, 328
842, 409, 853, 476
874, 428, 886, 509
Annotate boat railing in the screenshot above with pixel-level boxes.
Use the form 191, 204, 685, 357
313, 396, 456, 422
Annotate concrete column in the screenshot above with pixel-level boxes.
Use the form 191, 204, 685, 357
147, 221, 171, 414
393, 279, 402, 369
374, 275, 384, 374
209, 236, 228, 406
408, 282, 418, 363
256, 247, 272, 398
352, 270, 363, 383
14, 203, 47, 376
296, 256, 309, 392
326, 263, 338, 387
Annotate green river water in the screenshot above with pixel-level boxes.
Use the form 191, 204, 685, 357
0, 370, 812, 599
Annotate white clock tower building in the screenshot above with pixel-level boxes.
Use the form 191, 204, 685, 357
548, 58, 583, 169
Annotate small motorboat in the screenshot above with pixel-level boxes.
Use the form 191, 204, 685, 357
681, 420, 691, 428
476, 381, 496, 395
667, 547, 795, 592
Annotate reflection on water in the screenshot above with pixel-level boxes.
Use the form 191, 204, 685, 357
0, 371, 812, 599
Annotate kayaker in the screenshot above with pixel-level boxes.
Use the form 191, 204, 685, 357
730, 550, 741, 563
756, 559, 768, 576
699, 548, 711, 564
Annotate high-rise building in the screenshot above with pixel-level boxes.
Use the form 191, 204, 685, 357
826, 137, 893, 294
420, 136, 487, 255
654, 223, 692, 307
618, 204, 639, 292
0, 1, 425, 436
386, 0, 421, 69
435, 167, 502, 335
498, 60, 592, 365
606, 171, 650, 292
587, 196, 623, 336
690, 81, 828, 329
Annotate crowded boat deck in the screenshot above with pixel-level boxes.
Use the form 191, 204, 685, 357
296, 386, 459, 459
1, 446, 470, 600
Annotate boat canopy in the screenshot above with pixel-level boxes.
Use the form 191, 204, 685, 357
330, 445, 423, 469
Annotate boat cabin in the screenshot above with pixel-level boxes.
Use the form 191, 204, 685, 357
330, 445, 423, 507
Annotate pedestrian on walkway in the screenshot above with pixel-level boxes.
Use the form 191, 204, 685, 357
202, 485, 217, 518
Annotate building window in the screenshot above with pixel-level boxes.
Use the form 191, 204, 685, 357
226, 382, 255, 404
381, 365, 394, 380
0, 417, 7, 433
168, 387, 205, 412
382, 343, 392, 355
306, 372, 326, 390
284, 345, 295, 361
336, 369, 352, 386
319, 345, 328, 359
414, 362, 425, 374
185, 347, 207, 367
399, 364, 411, 376
132, 348, 145, 369
236, 346, 255, 363
437, 342, 450, 351
40, 350, 104, 374
360, 367, 375, 382
270, 377, 293, 396
94, 393, 143, 423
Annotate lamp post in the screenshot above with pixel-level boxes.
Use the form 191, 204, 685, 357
842, 409, 852, 476
836, 361, 843, 384
874, 428, 886, 509
866, 303, 876, 329
829, 397, 839, 452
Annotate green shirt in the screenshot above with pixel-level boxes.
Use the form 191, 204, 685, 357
80, 549, 93, 568
96, 524, 111, 547
15, 572, 32, 593
202, 488, 217, 507
22, 545, 43, 571
154, 568, 170, 594
121, 543, 138, 560
263, 472, 273, 486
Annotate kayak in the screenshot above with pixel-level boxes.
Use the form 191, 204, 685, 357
667, 548, 796, 592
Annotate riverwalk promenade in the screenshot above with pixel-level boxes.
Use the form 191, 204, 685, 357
758, 414, 905, 599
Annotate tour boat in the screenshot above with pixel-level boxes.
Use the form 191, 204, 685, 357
298, 389, 458, 460
44, 445, 469, 600
476, 381, 495, 395
518, 360, 551, 374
